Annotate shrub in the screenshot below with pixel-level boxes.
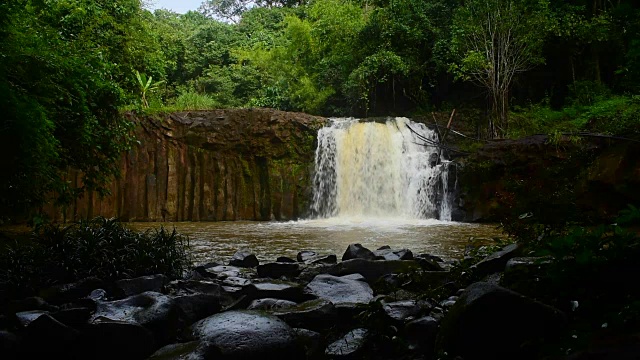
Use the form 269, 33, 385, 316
172, 91, 218, 110
0, 217, 191, 300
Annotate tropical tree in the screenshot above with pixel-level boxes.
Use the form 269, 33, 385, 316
135, 70, 164, 108
450, 0, 553, 138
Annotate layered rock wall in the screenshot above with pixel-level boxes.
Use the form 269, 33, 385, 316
46, 109, 326, 222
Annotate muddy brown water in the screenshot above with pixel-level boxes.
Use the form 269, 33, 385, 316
129, 218, 505, 265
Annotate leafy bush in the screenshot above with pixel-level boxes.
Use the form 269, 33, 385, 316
172, 91, 218, 110
0, 217, 191, 300
509, 95, 640, 139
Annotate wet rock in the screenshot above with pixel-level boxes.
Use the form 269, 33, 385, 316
23, 314, 79, 357
191, 310, 301, 358
228, 250, 259, 268
505, 256, 553, 272
51, 307, 92, 328
201, 265, 242, 279
327, 259, 423, 282
406, 316, 439, 353
87, 289, 107, 301
166, 280, 222, 296
436, 282, 566, 360
92, 291, 183, 344
342, 244, 376, 261
293, 328, 323, 359
382, 300, 422, 323
420, 254, 444, 262
374, 248, 413, 261
325, 328, 368, 358
471, 243, 522, 276
191, 262, 222, 278
247, 298, 298, 311
272, 299, 337, 330
250, 279, 309, 302
257, 262, 300, 279
0, 331, 19, 360
439, 296, 458, 308
222, 277, 252, 288
277, 256, 297, 263
297, 251, 318, 262
307, 254, 338, 265
304, 274, 373, 306
377, 245, 391, 250
115, 274, 167, 297
15, 310, 48, 327
148, 341, 206, 360
81, 318, 156, 360
340, 273, 367, 282
8, 296, 57, 314
174, 294, 222, 325
379, 273, 402, 288
415, 256, 445, 271
298, 264, 336, 282
38, 277, 104, 305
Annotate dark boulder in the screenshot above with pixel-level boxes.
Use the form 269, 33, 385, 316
342, 244, 376, 261
115, 274, 167, 297
272, 299, 337, 331
174, 294, 222, 325
436, 282, 566, 360
297, 251, 318, 262
374, 248, 413, 261
148, 341, 207, 360
200, 265, 246, 280
471, 243, 522, 276
22, 314, 79, 357
325, 328, 368, 358
249, 279, 310, 302
38, 277, 104, 305
382, 300, 422, 323
228, 250, 259, 268
166, 279, 222, 297
415, 256, 445, 271
406, 316, 439, 354
293, 328, 323, 359
257, 262, 300, 279
81, 318, 156, 360
327, 259, 423, 282
247, 298, 298, 311
304, 274, 373, 306
0, 331, 19, 360
15, 310, 48, 327
8, 296, 57, 314
190, 310, 302, 359
307, 254, 338, 265
277, 256, 297, 263
51, 307, 92, 328
92, 291, 184, 344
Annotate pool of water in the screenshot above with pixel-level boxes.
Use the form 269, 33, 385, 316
129, 218, 505, 265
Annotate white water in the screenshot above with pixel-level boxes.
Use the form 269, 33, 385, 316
311, 117, 454, 221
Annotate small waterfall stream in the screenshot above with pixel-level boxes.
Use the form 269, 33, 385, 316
311, 117, 454, 220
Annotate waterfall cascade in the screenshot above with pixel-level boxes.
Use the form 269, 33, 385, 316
311, 117, 454, 221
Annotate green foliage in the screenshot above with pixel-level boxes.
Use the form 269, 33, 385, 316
0, 217, 191, 300
172, 91, 219, 110
509, 94, 640, 138
135, 70, 165, 108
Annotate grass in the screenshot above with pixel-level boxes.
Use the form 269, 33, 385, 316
0, 217, 191, 301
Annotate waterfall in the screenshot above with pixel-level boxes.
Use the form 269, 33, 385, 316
311, 117, 454, 220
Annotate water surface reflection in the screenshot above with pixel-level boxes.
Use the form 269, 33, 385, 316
130, 218, 504, 265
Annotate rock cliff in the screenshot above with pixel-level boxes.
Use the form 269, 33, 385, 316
46, 109, 326, 222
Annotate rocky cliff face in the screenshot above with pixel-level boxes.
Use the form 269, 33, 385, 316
46, 109, 327, 222
457, 135, 640, 222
